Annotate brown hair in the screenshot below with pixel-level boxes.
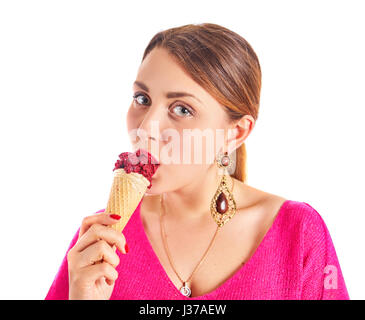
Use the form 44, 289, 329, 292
141, 23, 261, 183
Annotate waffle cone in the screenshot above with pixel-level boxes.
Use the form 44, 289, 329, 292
105, 168, 150, 233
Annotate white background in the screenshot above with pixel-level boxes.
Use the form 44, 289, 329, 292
0, 0, 364, 299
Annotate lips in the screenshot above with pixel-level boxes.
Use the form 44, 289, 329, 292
113, 149, 160, 189
137, 148, 160, 165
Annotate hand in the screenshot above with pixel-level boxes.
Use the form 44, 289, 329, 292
67, 212, 127, 300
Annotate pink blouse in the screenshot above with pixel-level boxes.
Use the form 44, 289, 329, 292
45, 199, 350, 300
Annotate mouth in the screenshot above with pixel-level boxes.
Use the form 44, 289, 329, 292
136, 148, 160, 165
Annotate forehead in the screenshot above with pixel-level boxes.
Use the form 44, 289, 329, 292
135, 48, 216, 105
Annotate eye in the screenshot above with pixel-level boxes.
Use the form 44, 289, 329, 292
170, 105, 194, 118
132, 92, 195, 118
133, 93, 150, 106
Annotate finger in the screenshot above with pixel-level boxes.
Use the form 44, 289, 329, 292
105, 279, 114, 286
79, 212, 122, 239
81, 262, 119, 284
74, 223, 126, 254
78, 239, 120, 268
97, 276, 114, 287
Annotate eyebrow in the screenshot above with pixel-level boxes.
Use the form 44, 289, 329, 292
133, 80, 202, 104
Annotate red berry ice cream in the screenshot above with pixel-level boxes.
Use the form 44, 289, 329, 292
113, 149, 160, 188
105, 149, 160, 233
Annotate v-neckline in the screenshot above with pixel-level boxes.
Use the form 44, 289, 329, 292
136, 197, 290, 299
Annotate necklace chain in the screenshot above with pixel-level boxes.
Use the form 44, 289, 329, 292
159, 174, 234, 295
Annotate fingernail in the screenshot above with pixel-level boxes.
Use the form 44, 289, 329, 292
110, 214, 121, 220
124, 243, 129, 254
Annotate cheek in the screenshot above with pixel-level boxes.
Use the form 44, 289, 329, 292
179, 132, 218, 166
164, 162, 202, 184
145, 163, 196, 194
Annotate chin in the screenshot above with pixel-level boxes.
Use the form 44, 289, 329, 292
145, 184, 158, 195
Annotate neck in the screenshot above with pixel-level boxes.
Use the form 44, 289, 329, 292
161, 165, 232, 222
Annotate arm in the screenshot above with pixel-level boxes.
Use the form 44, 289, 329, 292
300, 203, 350, 300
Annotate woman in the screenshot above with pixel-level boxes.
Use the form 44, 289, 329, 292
45, 23, 349, 300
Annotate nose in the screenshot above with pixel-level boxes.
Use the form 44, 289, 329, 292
135, 106, 163, 157
138, 105, 162, 137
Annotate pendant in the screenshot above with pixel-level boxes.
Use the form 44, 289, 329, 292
210, 173, 236, 227
180, 282, 191, 297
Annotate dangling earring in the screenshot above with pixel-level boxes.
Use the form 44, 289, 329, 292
210, 150, 237, 228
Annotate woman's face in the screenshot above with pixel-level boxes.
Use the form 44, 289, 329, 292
126, 47, 238, 194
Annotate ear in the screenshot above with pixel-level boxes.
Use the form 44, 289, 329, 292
226, 115, 255, 154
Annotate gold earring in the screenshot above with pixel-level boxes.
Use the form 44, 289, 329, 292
210, 151, 237, 228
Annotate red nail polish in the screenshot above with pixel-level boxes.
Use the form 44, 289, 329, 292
110, 214, 121, 220
125, 243, 129, 253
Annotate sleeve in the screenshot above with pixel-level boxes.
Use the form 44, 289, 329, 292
44, 227, 80, 300
300, 202, 350, 300
44, 208, 105, 300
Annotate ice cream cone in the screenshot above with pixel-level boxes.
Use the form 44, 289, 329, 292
104, 148, 160, 233
105, 168, 150, 233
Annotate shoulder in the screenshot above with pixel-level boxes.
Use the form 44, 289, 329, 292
239, 181, 327, 233
282, 200, 323, 222
275, 199, 328, 238
232, 179, 324, 221
261, 198, 336, 268
283, 200, 328, 235
233, 181, 326, 238
276, 199, 335, 258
